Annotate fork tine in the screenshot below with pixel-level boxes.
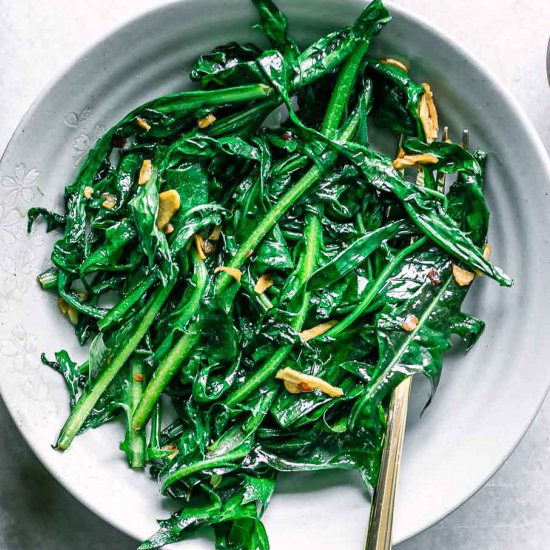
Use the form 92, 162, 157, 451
461, 128, 470, 150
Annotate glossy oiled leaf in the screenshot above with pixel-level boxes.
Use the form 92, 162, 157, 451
340, 142, 512, 286
351, 257, 481, 427
307, 220, 406, 291
370, 59, 425, 136
27, 207, 66, 233
167, 135, 262, 168
190, 42, 263, 88
164, 163, 209, 215
41, 351, 84, 409
252, 0, 299, 61
254, 223, 294, 272
80, 219, 137, 275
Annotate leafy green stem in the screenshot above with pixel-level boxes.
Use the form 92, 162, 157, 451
321, 41, 370, 138
124, 356, 147, 468
224, 213, 322, 407
98, 271, 158, 332
215, 107, 360, 294
161, 447, 250, 493
349, 272, 453, 429
133, 326, 201, 431
55, 281, 174, 450
325, 237, 428, 338
37, 267, 59, 290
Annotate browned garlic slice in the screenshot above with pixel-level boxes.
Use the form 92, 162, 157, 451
475, 243, 492, 276
136, 117, 151, 131
381, 57, 409, 73
276, 367, 344, 398
402, 314, 419, 332
254, 274, 273, 295
193, 234, 207, 260
299, 320, 338, 342
209, 225, 222, 241
101, 193, 116, 209
392, 153, 438, 170
452, 264, 475, 287
419, 83, 439, 143
197, 113, 217, 129
57, 297, 78, 325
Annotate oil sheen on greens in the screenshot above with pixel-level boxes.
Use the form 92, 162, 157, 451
28, 0, 511, 548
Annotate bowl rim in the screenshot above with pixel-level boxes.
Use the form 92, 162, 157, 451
2, 0, 550, 545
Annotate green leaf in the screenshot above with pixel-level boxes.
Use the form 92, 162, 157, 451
252, 0, 299, 61
164, 163, 209, 214
307, 220, 406, 291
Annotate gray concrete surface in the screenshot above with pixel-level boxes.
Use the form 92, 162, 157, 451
1, 1, 549, 548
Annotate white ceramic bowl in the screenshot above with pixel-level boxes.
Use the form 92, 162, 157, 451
1, 1, 550, 548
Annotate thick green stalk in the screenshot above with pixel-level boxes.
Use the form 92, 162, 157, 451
321, 41, 370, 138
124, 357, 146, 468
153, 251, 208, 363
37, 267, 58, 290
325, 237, 428, 338
55, 281, 174, 450
226, 344, 289, 409
224, 213, 322, 407
152, 84, 274, 115
132, 327, 201, 431
98, 271, 158, 332
132, 253, 207, 430
291, 212, 322, 330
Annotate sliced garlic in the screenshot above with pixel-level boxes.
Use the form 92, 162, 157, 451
57, 297, 69, 315
136, 117, 151, 131
197, 113, 217, 129
156, 189, 180, 231
209, 225, 222, 241
452, 264, 475, 287
254, 274, 273, 295
67, 306, 79, 325
392, 153, 438, 170
419, 83, 439, 144
138, 159, 152, 185
402, 314, 419, 332
276, 367, 344, 398
381, 57, 409, 73
101, 193, 116, 209
193, 234, 207, 260
475, 243, 492, 276
299, 320, 338, 342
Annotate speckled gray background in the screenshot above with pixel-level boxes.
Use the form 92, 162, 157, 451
1, 1, 549, 549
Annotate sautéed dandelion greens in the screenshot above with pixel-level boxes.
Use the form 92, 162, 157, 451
28, 0, 511, 548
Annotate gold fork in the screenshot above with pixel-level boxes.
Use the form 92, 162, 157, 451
365, 126, 462, 550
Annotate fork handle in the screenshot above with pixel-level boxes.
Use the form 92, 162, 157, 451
365, 375, 413, 550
